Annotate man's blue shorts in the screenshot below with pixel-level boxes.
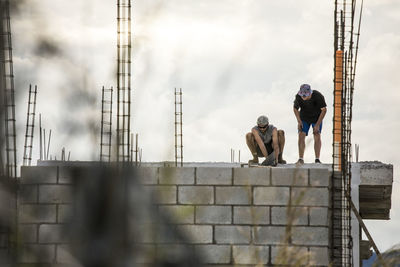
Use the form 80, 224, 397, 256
300, 121, 322, 136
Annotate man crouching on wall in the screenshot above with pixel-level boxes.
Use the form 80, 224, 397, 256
246, 115, 286, 166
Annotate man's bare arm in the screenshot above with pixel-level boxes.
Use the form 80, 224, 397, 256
313, 107, 327, 134
251, 128, 268, 158
293, 107, 303, 131
272, 128, 279, 163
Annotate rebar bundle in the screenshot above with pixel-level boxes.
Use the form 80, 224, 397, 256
116, 0, 132, 162
0, 0, 17, 178
332, 0, 363, 266
100, 86, 113, 162
23, 85, 37, 166
174, 88, 183, 167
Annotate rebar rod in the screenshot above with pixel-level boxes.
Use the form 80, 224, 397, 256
116, 0, 132, 163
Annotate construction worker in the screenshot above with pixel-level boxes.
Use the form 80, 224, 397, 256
246, 115, 286, 166
293, 84, 327, 164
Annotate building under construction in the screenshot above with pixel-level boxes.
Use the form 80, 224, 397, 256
0, 0, 395, 266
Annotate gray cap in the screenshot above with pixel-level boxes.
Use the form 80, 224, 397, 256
257, 115, 269, 126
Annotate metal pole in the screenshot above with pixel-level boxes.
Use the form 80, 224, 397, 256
135, 133, 138, 166
47, 129, 51, 161
39, 114, 42, 160
180, 88, 183, 167
43, 129, 46, 161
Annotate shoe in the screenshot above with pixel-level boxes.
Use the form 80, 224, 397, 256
315, 159, 321, 164
296, 159, 304, 165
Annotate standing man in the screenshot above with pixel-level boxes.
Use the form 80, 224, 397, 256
293, 84, 327, 164
246, 115, 286, 166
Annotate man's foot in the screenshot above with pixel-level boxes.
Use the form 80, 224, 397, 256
278, 158, 287, 164
248, 158, 259, 165
296, 159, 304, 166
278, 153, 287, 164
315, 159, 321, 164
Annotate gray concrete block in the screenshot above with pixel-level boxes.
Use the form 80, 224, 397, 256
271, 207, 308, 225
58, 204, 73, 223
21, 166, 57, 184
178, 225, 213, 244
359, 162, 393, 185
233, 168, 270, 185
133, 244, 156, 264
254, 187, 289, 205
19, 185, 38, 203
310, 207, 329, 226
196, 206, 231, 224
133, 224, 171, 243
39, 224, 69, 243
18, 244, 55, 263
195, 245, 231, 264
145, 186, 177, 204
0, 249, 10, 264
309, 246, 330, 266
291, 187, 330, 206
0, 233, 7, 247
159, 167, 195, 184
159, 205, 194, 224
271, 168, 308, 186
56, 244, 81, 264
58, 166, 75, 184
233, 206, 269, 225
292, 227, 329, 246
19, 205, 56, 223
19, 224, 37, 243
156, 244, 194, 263
196, 168, 232, 185
39, 185, 73, 204
215, 186, 251, 205
253, 226, 287, 245
271, 245, 308, 265
310, 168, 330, 187
136, 167, 159, 185
215, 226, 251, 244
232, 245, 269, 265
178, 186, 213, 204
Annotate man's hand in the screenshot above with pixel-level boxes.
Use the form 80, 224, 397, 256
297, 121, 303, 132
261, 158, 277, 167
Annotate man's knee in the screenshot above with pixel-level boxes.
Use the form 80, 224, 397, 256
246, 132, 255, 143
313, 132, 321, 139
298, 132, 306, 140
278, 129, 285, 137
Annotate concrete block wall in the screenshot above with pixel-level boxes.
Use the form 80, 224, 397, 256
17, 165, 331, 266
18, 166, 73, 265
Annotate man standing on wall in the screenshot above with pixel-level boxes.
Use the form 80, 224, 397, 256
293, 84, 327, 165
246, 115, 286, 166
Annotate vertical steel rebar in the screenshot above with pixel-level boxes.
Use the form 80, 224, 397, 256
100, 86, 113, 162
117, 0, 132, 163
23, 85, 37, 166
39, 114, 42, 160
1, 0, 17, 178
332, 1, 366, 265
174, 88, 183, 167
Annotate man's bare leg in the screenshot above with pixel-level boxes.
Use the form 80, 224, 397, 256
314, 132, 321, 159
277, 130, 286, 164
246, 132, 259, 164
298, 132, 306, 159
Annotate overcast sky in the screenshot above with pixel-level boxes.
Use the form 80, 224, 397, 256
10, 0, 400, 252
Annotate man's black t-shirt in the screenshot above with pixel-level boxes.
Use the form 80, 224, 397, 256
293, 90, 327, 123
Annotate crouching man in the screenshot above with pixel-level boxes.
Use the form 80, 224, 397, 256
246, 115, 286, 166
